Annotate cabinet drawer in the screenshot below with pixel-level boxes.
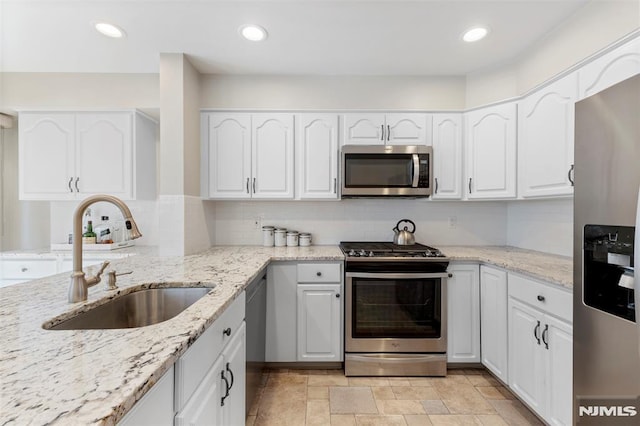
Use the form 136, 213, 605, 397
297, 263, 341, 283
174, 292, 245, 411
1, 259, 58, 279
508, 273, 572, 323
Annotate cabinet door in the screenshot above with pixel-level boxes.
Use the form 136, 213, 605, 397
545, 315, 573, 426
206, 113, 252, 199
297, 114, 339, 199
578, 37, 640, 100
447, 264, 480, 363
222, 322, 246, 426
119, 366, 175, 426
174, 357, 224, 426
342, 114, 385, 145
76, 113, 133, 199
297, 283, 342, 362
252, 114, 295, 199
519, 74, 576, 198
480, 266, 509, 382
266, 263, 298, 362
465, 103, 517, 199
507, 298, 545, 417
386, 113, 430, 146
432, 114, 463, 200
18, 113, 75, 200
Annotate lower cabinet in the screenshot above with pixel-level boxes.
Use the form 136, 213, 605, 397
118, 365, 175, 426
447, 263, 480, 363
297, 284, 342, 362
479, 265, 509, 383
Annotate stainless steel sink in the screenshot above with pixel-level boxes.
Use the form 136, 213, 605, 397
45, 287, 212, 330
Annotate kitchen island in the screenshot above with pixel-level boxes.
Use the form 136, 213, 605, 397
0, 245, 570, 425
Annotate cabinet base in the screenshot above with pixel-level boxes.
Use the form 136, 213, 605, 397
345, 353, 447, 377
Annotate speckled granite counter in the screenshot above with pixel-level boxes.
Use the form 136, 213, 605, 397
0, 246, 343, 425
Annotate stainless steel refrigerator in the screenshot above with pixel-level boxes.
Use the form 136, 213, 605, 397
574, 73, 640, 425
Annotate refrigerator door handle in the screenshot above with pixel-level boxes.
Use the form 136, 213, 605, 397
635, 186, 640, 355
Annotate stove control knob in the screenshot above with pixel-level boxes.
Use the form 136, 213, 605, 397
368, 251, 374, 257
348, 250, 356, 256
359, 250, 367, 256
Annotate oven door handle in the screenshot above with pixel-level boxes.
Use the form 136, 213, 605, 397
412, 154, 420, 188
346, 272, 450, 279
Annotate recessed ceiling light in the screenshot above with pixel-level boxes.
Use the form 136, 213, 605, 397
94, 22, 126, 38
462, 27, 489, 43
239, 24, 268, 42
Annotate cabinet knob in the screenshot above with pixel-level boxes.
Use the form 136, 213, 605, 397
316, 271, 322, 277
21, 267, 28, 272
335, 293, 340, 298
223, 327, 232, 336
537, 295, 545, 302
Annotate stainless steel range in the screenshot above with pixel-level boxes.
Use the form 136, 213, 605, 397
340, 242, 450, 376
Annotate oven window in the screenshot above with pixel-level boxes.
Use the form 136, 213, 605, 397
351, 277, 441, 338
344, 154, 413, 187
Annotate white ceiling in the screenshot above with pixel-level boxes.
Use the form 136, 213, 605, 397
1, 0, 593, 75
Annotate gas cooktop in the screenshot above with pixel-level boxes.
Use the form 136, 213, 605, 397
340, 241, 447, 260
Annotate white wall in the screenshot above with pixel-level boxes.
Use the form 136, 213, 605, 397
213, 200, 508, 247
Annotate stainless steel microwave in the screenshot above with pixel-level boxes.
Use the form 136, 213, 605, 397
341, 145, 432, 197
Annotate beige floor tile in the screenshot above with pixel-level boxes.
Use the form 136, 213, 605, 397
246, 415, 257, 426
388, 378, 412, 386
309, 385, 330, 399
405, 414, 434, 425
408, 378, 437, 387
497, 387, 518, 400
428, 415, 483, 425
355, 415, 408, 425
310, 375, 350, 386
290, 368, 328, 375
372, 386, 396, 400
422, 400, 450, 415
332, 414, 357, 426
255, 397, 307, 425
327, 369, 347, 375
467, 376, 500, 387
349, 378, 391, 386
330, 386, 379, 414
259, 382, 307, 404
475, 414, 508, 425
448, 369, 467, 376
475, 387, 506, 400
488, 400, 543, 425
392, 386, 440, 400
429, 375, 471, 386
267, 373, 308, 386
307, 399, 331, 426
435, 383, 496, 415
462, 369, 485, 376
377, 399, 426, 415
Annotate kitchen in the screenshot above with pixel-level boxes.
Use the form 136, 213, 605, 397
0, 0, 638, 425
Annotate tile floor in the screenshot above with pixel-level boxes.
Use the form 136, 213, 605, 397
247, 368, 543, 426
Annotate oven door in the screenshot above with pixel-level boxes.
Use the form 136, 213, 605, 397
346, 272, 447, 353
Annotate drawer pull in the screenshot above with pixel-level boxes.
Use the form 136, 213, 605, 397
537, 295, 546, 302
316, 272, 322, 277
223, 327, 232, 336
220, 370, 230, 406
534, 320, 541, 345
542, 324, 549, 350
21, 267, 28, 272
226, 362, 234, 389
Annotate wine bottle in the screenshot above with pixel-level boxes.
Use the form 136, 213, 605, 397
82, 220, 97, 244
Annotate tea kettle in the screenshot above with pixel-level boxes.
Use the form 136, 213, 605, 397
393, 219, 416, 246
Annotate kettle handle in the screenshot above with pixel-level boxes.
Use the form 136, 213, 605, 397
395, 219, 416, 233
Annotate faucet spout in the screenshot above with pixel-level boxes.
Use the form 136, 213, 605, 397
69, 194, 142, 303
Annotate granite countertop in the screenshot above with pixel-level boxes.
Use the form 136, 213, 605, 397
0, 244, 571, 425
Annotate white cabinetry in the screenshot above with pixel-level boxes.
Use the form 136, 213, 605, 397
447, 263, 480, 363
519, 74, 577, 198
296, 114, 339, 199
118, 366, 175, 426
480, 265, 509, 382
432, 113, 463, 200
202, 113, 294, 199
508, 273, 572, 426
578, 36, 640, 100
0, 258, 58, 287
465, 103, 517, 199
342, 113, 430, 146
19, 111, 156, 201
266, 261, 343, 363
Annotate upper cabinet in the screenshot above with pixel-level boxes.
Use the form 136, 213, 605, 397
342, 113, 431, 146
518, 73, 577, 198
296, 114, 339, 199
578, 37, 640, 100
464, 102, 517, 199
18, 111, 156, 201
431, 113, 463, 200
202, 113, 294, 200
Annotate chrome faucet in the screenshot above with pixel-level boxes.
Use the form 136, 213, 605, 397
68, 194, 142, 303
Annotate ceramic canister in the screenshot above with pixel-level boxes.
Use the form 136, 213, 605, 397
262, 226, 274, 247
274, 228, 287, 247
286, 231, 299, 246
299, 233, 312, 246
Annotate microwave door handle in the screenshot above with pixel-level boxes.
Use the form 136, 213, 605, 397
412, 154, 420, 187
635, 185, 640, 356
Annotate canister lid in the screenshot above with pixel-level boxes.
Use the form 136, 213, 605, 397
286, 230, 299, 235
262, 226, 274, 230
274, 228, 287, 233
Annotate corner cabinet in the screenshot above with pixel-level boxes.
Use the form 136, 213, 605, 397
479, 265, 509, 383
432, 113, 463, 200
201, 113, 294, 199
518, 73, 576, 198
296, 114, 339, 199
18, 111, 157, 201
342, 113, 431, 146
446, 263, 480, 363
464, 102, 517, 199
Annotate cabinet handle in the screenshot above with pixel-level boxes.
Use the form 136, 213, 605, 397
333, 178, 337, 194
537, 295, 545, 302
335, 293, 341, 298
246, 178, 250, 194
534, 320, 541, 345
316, 271, 322, 277
387, 124, 390, 141
468, 178, 472, 194
435, 178, 439, 194
220, 370, 230, 406
568, 164, 575, 186
226, 362, 235, 390
21, 267, 28, 272
223, 327, 232, 336
253, 178, 256, 193
74, 177, 80, 192
542, 324, 549, 349
381, 125, 384, 141
68, 177, 73, 193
